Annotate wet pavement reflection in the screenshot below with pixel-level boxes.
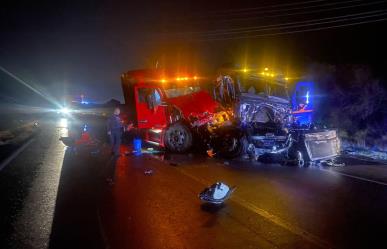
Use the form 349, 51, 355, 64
1, 115, 387, 249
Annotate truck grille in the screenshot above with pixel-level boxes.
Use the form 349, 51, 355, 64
304, 130, 340, 161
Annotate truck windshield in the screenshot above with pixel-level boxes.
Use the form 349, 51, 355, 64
164, 86, 201, 98
240, 78, 266, 95
240, 77, 288, 99
267, 83, 289, 99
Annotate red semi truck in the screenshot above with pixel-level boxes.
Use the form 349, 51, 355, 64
121, 69, 232, 153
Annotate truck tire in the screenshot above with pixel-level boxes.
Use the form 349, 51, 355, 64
217, 134, 246, 159
165, 123, 193, 153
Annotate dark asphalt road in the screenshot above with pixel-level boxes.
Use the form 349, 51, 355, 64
1, 116, 387, 249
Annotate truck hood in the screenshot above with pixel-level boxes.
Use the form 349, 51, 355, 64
237, 92, 291, 126
166, 90, 219, 118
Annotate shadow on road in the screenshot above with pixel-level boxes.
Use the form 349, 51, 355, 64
49, 148, 113, 249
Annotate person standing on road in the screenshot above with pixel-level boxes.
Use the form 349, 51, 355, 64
107, 107, 124, 156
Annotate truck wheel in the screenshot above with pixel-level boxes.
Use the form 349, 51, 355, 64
217, 135, 246, 159
165, 123, 193, 153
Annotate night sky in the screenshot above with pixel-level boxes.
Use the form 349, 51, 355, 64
1, 0, 387, 106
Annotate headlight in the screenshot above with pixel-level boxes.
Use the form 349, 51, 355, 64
58, 107, 71, 114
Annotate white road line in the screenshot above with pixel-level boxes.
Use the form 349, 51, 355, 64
0, 138, 35, 172
177, 167, 332, 249
320, 168, 387, 186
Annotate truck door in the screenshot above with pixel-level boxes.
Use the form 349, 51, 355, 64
135, 86, 167, 129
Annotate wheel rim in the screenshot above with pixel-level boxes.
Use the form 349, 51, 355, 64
169, 129, 187, 149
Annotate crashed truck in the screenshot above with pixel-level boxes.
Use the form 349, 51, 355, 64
121, 69, 340, 165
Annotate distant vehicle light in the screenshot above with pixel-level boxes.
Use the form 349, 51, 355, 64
285, 77, 289, 81
176, 77, 181, 81
264, 67, 269, 71
60, 107, 70, 114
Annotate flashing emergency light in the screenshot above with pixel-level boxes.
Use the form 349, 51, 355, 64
292, 81, 314, 126
175, 76, 192, 81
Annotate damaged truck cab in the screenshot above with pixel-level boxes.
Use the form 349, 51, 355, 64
214, 70, 341, 165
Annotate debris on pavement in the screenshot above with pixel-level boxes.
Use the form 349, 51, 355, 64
199, 182, 236, 205
90, 149, 100, 156
321, 159, 345, 167
223, 161, 230, 166
207, 149, 216, 158
144, 169, 153, 175
106, 178, 115, 186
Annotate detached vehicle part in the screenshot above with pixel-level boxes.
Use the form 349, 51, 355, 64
199, 182, 236, 205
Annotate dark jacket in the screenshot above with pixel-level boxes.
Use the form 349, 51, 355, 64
107, 114, 123, 132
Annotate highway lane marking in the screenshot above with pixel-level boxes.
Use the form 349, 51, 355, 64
0, 138, 35, 172
176, 167, 332, 249
320, 168, 387, 187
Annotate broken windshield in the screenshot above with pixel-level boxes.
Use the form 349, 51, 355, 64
240, 77, 288, 99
